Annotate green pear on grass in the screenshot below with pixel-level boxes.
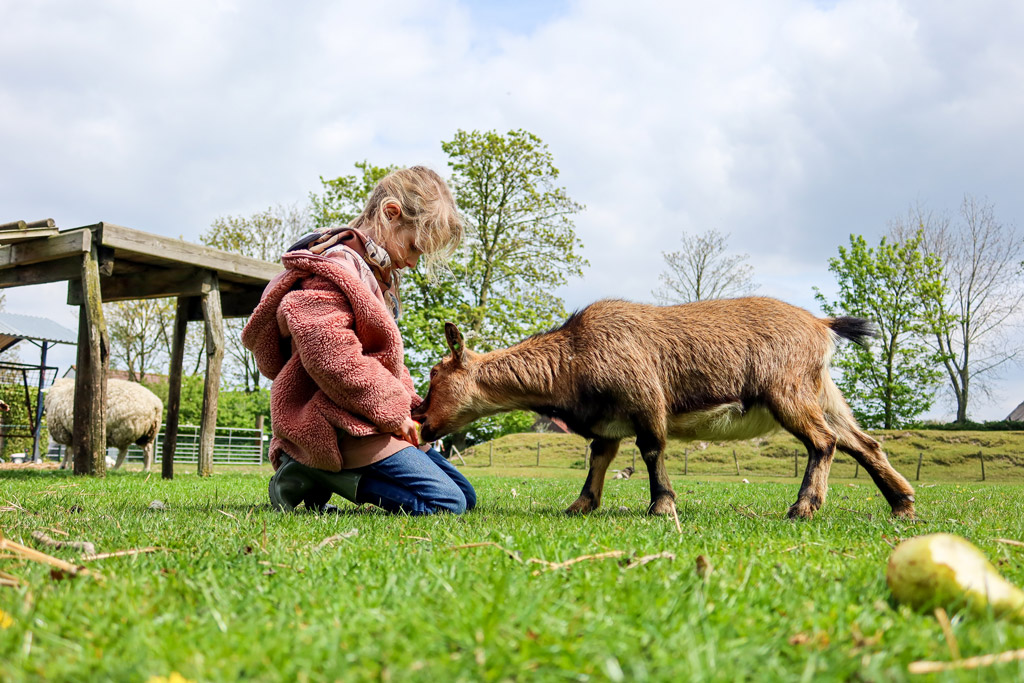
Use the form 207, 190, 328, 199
886, 533, 1024, 622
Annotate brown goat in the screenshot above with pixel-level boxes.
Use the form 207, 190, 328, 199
414, 297, 916, 520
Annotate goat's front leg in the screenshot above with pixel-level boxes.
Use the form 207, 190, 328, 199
636, 430, 675, 516
113, 447, 128, 470
565, 438, 620, 515
142, 441, 154, 473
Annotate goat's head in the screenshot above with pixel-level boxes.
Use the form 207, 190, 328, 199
414, 322, 487, 441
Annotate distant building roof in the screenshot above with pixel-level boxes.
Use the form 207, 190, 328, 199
1008, 401, 1024, 422
0, 312, 77, 353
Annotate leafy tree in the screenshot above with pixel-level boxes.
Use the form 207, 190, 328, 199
105, 298, 175, 382
201, 203, 309, 392
890, 196, 1024, 423
440, 128, 587, 350
814, 233, 946, 429
654, 228, 758, 303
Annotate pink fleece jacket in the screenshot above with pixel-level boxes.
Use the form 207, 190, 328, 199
241, 249, 422, 471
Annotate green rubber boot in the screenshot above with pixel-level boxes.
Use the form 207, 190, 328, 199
268, 454, 362, 512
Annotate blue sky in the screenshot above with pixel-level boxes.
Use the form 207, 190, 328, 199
1, 0, 1022, 419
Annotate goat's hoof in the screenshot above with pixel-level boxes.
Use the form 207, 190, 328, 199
647, 497, 676, 517
565, 496, 597, 515
786, 501, 816, 520
891, 501, 916, 519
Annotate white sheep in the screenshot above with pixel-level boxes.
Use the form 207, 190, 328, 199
45, 378, 164, 472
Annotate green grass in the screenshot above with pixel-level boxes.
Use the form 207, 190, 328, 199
2, 468, 1024, 681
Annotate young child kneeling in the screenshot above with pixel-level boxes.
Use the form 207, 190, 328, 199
242, 167, 475, 515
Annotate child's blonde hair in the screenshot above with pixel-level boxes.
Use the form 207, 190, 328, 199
352, 166, 463, 277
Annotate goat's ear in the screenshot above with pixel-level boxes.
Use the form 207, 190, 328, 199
444, 322, 467, 365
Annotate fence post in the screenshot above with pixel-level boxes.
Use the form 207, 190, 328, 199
794, 451, 798, 477
488, 441, 493, 467
853, 462, 859, 479
536, 440, 541, 467
916, 452, 923, 481
632, 446, 636, 469
733, 449, 740, 476
255, 415, 265, 464
684, 448, 688, 476
979, 450, 985, 481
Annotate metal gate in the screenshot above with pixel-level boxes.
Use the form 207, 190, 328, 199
45, 425, 266, 465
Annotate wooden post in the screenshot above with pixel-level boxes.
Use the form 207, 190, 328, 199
853, 462, 859, 479
72, 240, 109, 476
733, 449, 740, 476
162, 297, 190, 480
916, 452, 923, 481
536, 439, 541, 467
684, 448, 688, 476
255, 414, 265, 464
979, 450, 985, 481
632, 446, 636, 469
197, 273, 224, 477
488, 440, 493, 467
794, 451, 798, 477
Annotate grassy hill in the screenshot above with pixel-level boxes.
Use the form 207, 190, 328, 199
455, 429, 1024, 483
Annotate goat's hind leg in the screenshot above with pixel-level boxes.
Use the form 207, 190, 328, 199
566, 438, 620, 515
834, 423, 915, 518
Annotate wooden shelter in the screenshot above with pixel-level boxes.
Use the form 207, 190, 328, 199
0, 219, 282, 478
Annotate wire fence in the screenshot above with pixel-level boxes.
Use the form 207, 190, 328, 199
452, 433, 1024, 482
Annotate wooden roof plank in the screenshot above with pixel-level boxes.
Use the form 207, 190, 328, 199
95, 223, 281, 284
0, 229, 91, 269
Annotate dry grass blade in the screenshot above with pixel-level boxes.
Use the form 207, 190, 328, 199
730, 504, 758, 519
625, 551, 676, 569
448, 542, 523, 563
994, 537, 1024, 548
401, 535, 432, 542
217, 510, 239, 521
671, 504, 683, 534
934, 607, 960, 661
0, 570, 23, 587
529, 550, 627, 571
31, 531, 96, 556
0, 534, 96, 578
80, 547, 165, 562
908, 647, 1024, 674
313, 529, 359, 551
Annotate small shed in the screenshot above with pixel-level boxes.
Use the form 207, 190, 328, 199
0, 311, 78, 460
0, 219, 282, 478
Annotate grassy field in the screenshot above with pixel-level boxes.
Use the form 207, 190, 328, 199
2, 465, 1024, 681
459, 429, 1024, 483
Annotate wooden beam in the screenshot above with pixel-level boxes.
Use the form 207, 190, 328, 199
96, 222, 282, 284
68, 267, 213, 305
0, 256, 82, 288
72, 244, 109, 476
186, 289, 263, 321
198, 272, 224, 477
0, 229, 91, 269
0, 227, 60, 244
162, 297, 191, 480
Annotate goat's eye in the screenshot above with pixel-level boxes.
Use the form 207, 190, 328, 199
430, 367, 438, 379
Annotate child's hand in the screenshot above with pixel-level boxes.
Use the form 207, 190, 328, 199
395, 417, 420, 447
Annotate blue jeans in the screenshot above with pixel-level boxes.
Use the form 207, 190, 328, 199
353, 446, 476, 516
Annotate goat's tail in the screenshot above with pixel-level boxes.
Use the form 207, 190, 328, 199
828, 316, 876, 349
